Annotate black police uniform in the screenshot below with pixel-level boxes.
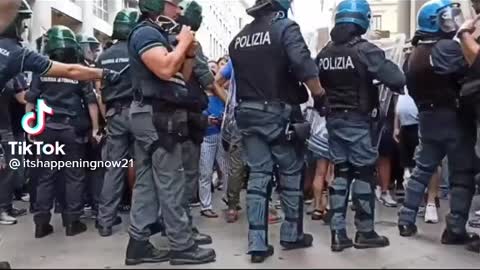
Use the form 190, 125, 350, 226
96, 40, 133, 230
229, 11, 317, 254
317, 36, 404, 240
0, 37, 51, 90
0, 74, 28, 214
25, 73, 96, 229
399, 38, 477, 237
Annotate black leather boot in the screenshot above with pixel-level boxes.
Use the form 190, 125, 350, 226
65, 221, 87, 236
331, 230, 353, 252
280, 233, 313, 250
250, 245, 274, 264
441, 229, 480, 245
0, 261, 11, 269
192, 227, 212, 245
169, 246, 216, 265
125, 237, 170, 266
354, 231, 390, 249
35, 224, 53, 238
398, 224, 417, 237
96, 216, 122, 237
466, 239, 480, 253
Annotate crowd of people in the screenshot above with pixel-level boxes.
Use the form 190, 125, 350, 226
1, 0, 480, 268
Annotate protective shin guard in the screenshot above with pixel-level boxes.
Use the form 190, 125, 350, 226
351, 166, 375, 233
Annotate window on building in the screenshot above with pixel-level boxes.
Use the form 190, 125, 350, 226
371, 15, 382, 31
123, 0, 138, 8
93, 0, 109, 21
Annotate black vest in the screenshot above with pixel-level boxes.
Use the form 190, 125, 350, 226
317, 38, 375, 113
128, 21, 190, 106
36, 76, 88, 119
406, 41, 459, 108
97, 41, 132, 103
228, 13, 308, 105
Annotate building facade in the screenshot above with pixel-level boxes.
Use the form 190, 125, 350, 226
195, 0, 251, 61
26, 0, 138, 48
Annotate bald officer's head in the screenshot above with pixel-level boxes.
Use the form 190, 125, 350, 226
0, 0, 22, 34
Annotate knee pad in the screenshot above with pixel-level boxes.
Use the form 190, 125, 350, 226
334, 162, 351, 180
352, 165, 375, 184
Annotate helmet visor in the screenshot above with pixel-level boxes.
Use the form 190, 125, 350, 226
79, 42, 102, 62
438, 6, 464, 33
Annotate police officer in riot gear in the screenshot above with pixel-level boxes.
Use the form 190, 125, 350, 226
318, 0, 405, 252
0, 0, 120, 91
398, 0, 479, 247
229, 0, 325, 263
173, 0, 213, 245
125, 0, 215, 265
456, 2, 480, 254
24, 25, 100, 238
77, 34, 102, 66
95, 8, 139, 237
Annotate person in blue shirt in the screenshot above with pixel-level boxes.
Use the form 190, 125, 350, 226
198, 89, 227, 218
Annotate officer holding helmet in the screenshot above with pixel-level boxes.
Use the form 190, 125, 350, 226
317, 0, 405, 252
229, 0, 325, 263
125, 0, 215, 266
24, 25, 100, 239
398, 0, 479, 247
0, 0, 120, 91
96, 8, 140, 237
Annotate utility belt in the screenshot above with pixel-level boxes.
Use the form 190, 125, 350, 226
146, 97, 209, 152
238, 100, 311, 145
46, 114, 91, 136
106, 97, 132, 114
417, 100, 459, 112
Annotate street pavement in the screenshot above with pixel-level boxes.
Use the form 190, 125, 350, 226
1, 193, 479, 269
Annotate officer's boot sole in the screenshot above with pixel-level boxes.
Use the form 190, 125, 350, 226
331, 241, 354, 252
169, 254, 216, 266
125, 256, 170, 266
354, 237, 390, 249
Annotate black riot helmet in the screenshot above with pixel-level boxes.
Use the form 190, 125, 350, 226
246, 0, 293, 17
2, 0, 32, 40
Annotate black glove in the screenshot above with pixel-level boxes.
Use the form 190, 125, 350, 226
313, 95, 329, 117
102, 69, 121, 86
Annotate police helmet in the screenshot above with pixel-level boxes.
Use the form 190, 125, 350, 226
112, 8, 140, 40
334, 0, 371, 32
3, 0, 32, 40
177, 0, 203, 31
417, 0, 464, 34
43, 25, 81, 63
76, 34, 102, 63
139, 0, 182, 16
246, 0, 293, 16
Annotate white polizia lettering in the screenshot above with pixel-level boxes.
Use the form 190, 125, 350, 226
318, 56, 355, 70
234, 31, 272, 49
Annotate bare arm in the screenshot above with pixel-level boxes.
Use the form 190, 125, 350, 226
459, 32, 480, 66
393, 110, 401, 143
94, 81, 106, 120
15, 91, 26, 104
141, 41, 190, 80
182, 58, 195, 81
305, 78, 325, 97
88, 103, 99, 132
46, 62, 104, 81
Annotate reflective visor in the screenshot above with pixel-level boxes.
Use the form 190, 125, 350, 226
438, 5, 464, 33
